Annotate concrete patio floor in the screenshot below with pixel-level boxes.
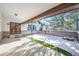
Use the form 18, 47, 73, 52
0, 34, 79, 56
0, 37, 62, 56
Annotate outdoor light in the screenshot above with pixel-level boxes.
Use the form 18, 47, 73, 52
14, 13, 18, 16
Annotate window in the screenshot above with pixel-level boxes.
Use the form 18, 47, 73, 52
39, 9, 79, 31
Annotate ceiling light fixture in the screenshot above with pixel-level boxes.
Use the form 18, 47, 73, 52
14, 13, 18, 16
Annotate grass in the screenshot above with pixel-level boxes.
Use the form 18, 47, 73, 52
28, 37, 72, 56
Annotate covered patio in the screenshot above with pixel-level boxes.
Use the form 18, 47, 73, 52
0, 3, 79, 56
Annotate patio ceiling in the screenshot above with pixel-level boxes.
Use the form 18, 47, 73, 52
0, 3, 60, 23
21, 3, 78, 24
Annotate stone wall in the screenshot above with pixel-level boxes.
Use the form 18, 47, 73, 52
46, 31, 78, 38
2, 30, 78, 40
21, 30, 78, 38
0, 32, 2, 41
77, 32, 79, 41
2, 31, 10, 38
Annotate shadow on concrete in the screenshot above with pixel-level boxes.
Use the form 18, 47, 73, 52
0, 40, 60, 56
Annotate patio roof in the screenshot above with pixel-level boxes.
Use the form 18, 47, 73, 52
21, 3, 78, 24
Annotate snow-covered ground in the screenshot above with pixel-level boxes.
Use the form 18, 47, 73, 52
27, 34, 79, 56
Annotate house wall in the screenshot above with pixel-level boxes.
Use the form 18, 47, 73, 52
0, 12, 2, 41
2, 16, 13, 38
